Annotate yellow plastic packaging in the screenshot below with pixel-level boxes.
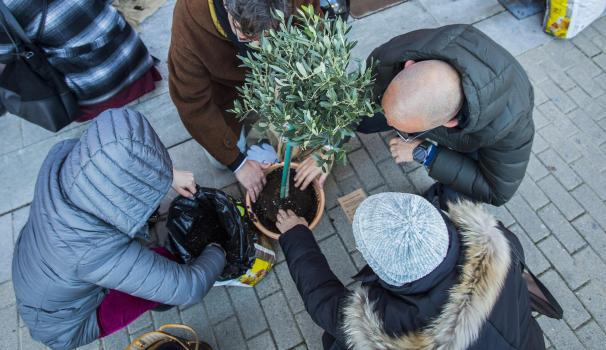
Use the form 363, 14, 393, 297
544, 0, 606, 39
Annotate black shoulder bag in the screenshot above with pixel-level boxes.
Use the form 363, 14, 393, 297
0, 1, 79, 132
500, 223, 564, 319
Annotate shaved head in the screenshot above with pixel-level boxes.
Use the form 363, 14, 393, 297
382, 60, 464, 132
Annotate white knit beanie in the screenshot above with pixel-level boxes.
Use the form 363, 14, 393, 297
352, 193, 449, 286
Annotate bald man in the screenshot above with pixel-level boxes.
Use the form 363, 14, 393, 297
357, 24, 534, 206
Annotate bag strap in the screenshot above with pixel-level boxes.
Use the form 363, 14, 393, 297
0, 1, 32, 45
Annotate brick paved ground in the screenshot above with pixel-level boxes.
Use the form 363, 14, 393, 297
1, 1, 606, 349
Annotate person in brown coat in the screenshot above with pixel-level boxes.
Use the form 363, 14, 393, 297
168, 0, 319, 201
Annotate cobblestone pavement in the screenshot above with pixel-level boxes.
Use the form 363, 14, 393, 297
1, 1, 606, 349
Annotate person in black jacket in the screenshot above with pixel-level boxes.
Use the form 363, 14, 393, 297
276, 192, 545, 350
294, 24, 533, 206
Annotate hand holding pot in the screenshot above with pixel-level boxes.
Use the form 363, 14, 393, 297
235, 159, 268, 202
294, 154, 329, 190
276, 209, 309, 234
172, 169, 196, 198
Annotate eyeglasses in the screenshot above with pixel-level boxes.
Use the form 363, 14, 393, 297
395, 129, 432, 143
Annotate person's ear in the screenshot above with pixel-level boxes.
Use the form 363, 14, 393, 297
404, 60, 416, 68
443, 117, 459, 128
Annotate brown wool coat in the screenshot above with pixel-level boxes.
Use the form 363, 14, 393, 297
168, 0, 319, 166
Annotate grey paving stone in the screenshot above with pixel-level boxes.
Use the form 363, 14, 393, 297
347, 1, 439, 62
474, 12, 551, 56
533, 86, 549, 107
407, 166, 434, 194
357, 133, 390, 163
227, 286, 268, 339
331, 162, 355, 180
312, 211, 336, 241
0, 214, 13, 283
546, 65, 577, 92
540, 270, 590, 329
213, 316, 247, 350
537, 236, 589, 290
486, 204, 515, 228
151, 307, 181, 329
571, 185, 606, 231
595, 53, 606, 72
274, 262, 305, 314
537, 176, 584, 222
101, 328, 130, 350
517, 176, 549, 210
0, 115, 23, 156
419, 0, 503, 25
573, 247, 606, 285
537, 203, 586, 253
348, 148, 384, 191
132, 92, 191, 149
567, 108, 606, 144
335, 174, 364, 196
508, 224, 550, 275
247, 331, 277, 350
525, 153, 549, 181
505, 194, 550, 242
344, 134, 362, 153
570, 157, 606, 200
322, 175, 341, 210
0, 280, 16, 309
203, 287, 235, 325
77, 339, 101, 350
19, 325, 48, 349
377, 159, 414, 193
568, 86, 606, 121
296, 312, 324, 350
168, 140, 237, 191
572, 214, 606, 261
11, 205, 30, 243
128, 325, 154, 342
221, 183, 243, 200
319, 235, 357, 285
573, 31, 603, 57
255, 268, 281, 300
537, 79, 578, 114
350, 250, 366, 270
537, 316, 584, 350
536, 148, 582, 191
180, 302, 218, 349
575, 320, 606, 349
537, 125, 582, 164
577, 280, 606, 331
532, 107, 550, 131
261, 292, 303, 350
127, 311, 153, 333
0, 306, 19, 350
328, 207, 356, 253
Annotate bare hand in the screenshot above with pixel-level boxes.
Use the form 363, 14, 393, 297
235, 160, 268, 202
294, 154, 329, 190
389, 138, 421, 164
172, 169, 196, 198
276, 209, 309, 233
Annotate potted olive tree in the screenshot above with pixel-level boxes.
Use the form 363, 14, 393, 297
232, 5, 377, 239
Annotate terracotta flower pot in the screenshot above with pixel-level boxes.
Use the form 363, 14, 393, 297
245, 162, 326, 240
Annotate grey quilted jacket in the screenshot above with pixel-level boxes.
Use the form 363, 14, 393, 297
12, 109, 226, 350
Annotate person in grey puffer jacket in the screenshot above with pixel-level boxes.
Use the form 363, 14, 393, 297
12, 108, 226, 350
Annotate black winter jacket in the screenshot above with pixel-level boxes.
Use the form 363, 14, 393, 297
279, 201, 545, 350
369, 25, 534, 206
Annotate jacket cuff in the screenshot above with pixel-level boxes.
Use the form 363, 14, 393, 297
279, 225, 318, 259
228, 152, 247, 172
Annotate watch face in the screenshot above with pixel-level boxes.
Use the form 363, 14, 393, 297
413, 147, 427, 163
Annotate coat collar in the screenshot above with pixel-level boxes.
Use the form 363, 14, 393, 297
342, 200, 512, 350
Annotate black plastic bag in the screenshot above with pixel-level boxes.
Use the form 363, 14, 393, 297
166, 187, 257, 281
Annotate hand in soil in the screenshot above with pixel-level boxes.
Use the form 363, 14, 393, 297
294, 155, 328, 190
172, 169, 196, 198
276, 209, 309, 233
236, 159, 269, 202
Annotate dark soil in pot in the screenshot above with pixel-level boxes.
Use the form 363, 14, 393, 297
252, 169, 318, 234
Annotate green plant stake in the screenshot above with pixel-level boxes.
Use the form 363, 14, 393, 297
280, 143, 293, 199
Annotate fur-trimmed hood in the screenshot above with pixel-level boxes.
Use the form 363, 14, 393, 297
342, 200, 512, 350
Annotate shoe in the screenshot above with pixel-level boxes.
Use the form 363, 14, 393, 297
152, 303, 176, 312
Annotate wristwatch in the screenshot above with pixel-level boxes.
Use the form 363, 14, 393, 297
412, 141, 433, 165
